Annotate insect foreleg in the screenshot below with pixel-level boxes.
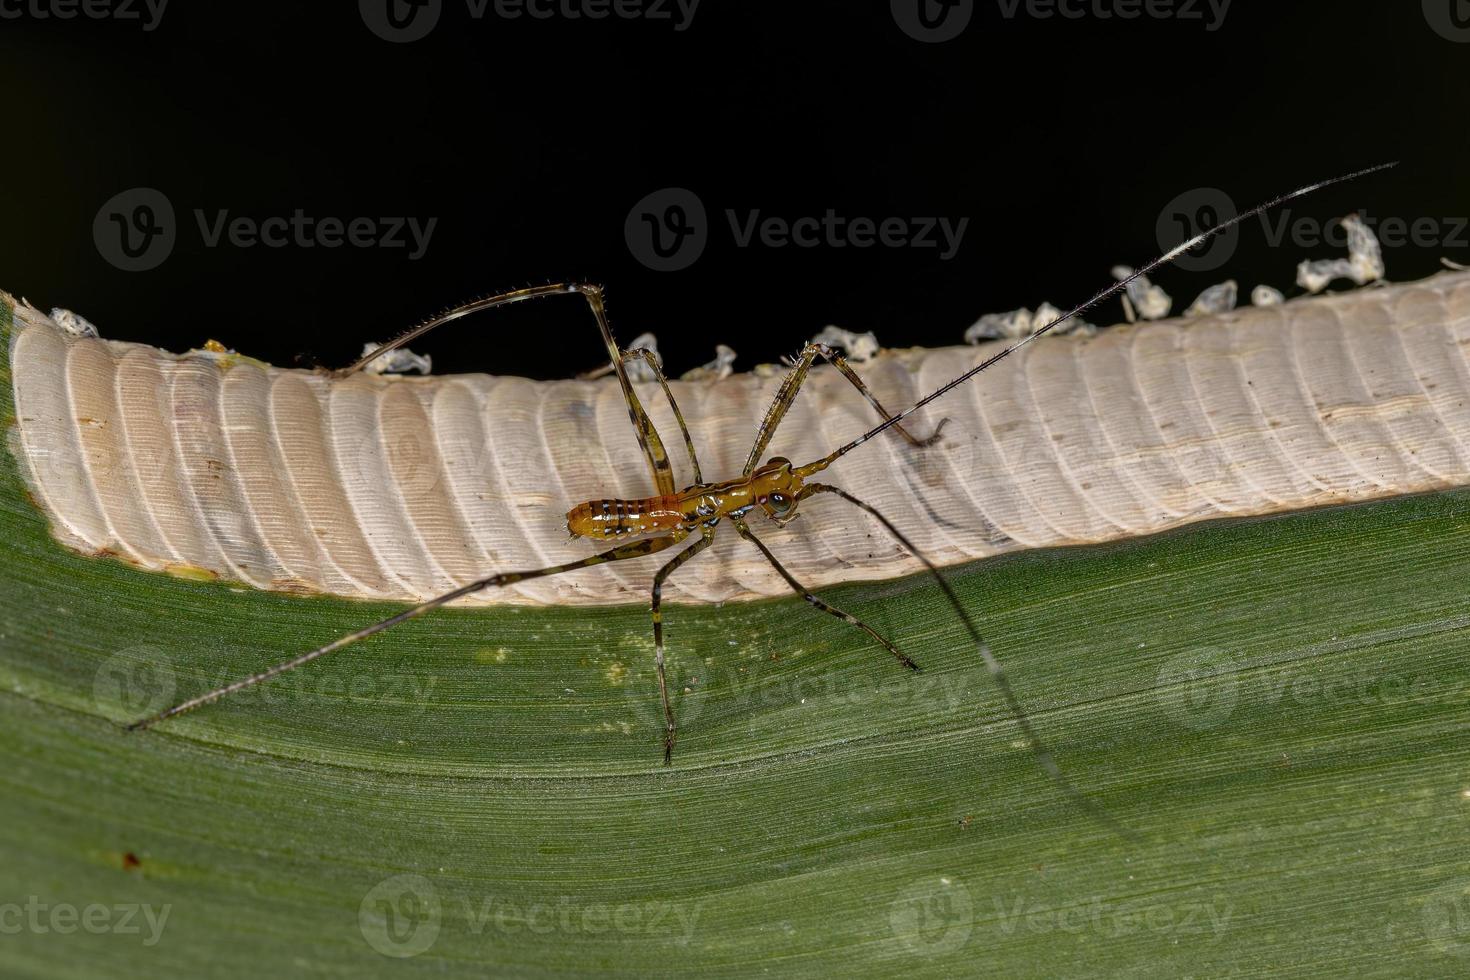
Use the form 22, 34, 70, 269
649, 526, 716, 764
730, 518, 919, 672
743, 342, 946, 475
340, 282, 681, 496
798, 483, 1135, 841
126, 532, 689, 732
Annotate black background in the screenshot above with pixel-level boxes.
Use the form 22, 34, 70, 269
1, 1, 1466, 380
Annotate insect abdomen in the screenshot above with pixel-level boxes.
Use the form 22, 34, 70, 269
565, 496, 685, 539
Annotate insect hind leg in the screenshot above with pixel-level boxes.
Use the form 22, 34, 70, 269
126, 532, 689, 732
649, 527, 717, 764
732, 518, 919, 672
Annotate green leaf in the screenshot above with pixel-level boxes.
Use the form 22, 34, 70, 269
4, 295, 1470, 976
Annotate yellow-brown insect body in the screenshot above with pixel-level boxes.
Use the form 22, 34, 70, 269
565, 495, 686, 538
566, 457, 809, 539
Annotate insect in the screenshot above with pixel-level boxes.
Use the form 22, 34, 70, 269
125, 163, 1395, 833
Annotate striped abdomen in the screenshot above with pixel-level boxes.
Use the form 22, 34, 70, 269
566, 495, 687, 539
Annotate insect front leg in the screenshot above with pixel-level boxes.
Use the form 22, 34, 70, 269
649, 526, 717, 764
743, 342, 947, 474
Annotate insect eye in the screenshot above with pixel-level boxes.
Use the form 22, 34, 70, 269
767, 493, 791, 514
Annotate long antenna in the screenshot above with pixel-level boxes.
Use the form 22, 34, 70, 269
817, 161, 1398, 467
